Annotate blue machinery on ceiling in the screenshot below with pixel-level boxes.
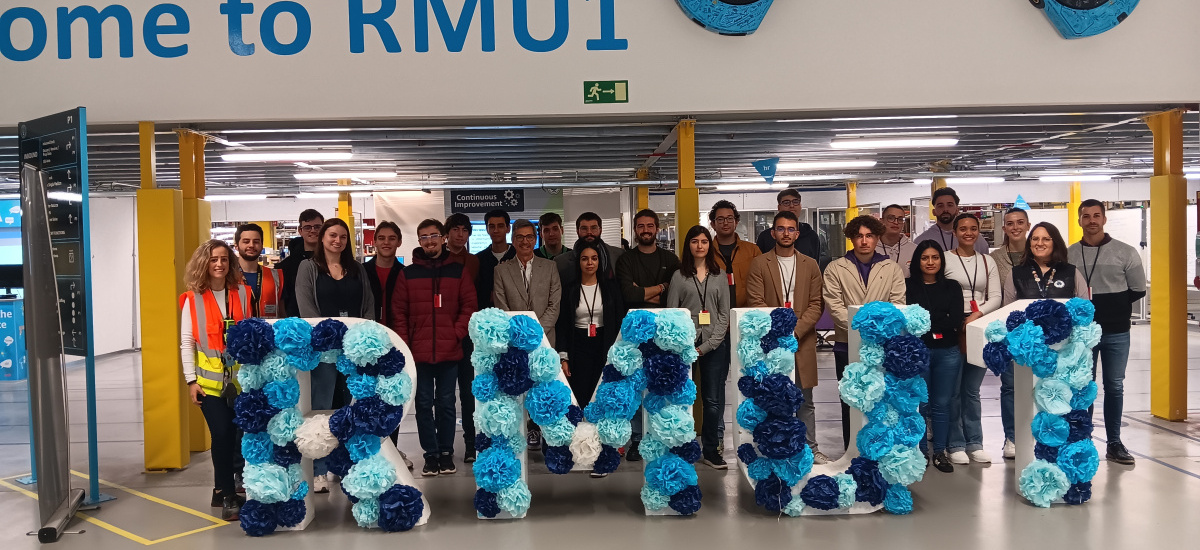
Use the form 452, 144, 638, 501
675, 0, 774, 36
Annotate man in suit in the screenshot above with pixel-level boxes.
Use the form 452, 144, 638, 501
494, 219, 563, 346
746, 211, 828, 464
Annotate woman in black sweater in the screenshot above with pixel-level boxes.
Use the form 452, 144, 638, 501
906, 240, 965, 473
556, 241, 626, 408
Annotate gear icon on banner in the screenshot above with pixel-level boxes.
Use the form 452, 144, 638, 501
504, 189, 518, 206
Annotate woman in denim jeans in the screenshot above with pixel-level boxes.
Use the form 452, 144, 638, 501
906, 240, 965, 473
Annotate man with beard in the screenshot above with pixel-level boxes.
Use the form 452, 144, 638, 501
234, 223, 285, 318
554, 212, 624, 287
615, 209, 680, 462
914, 187, 991, 255
535, 212, 571, 260
277, 209, 325, 318
756, 189, 821, 262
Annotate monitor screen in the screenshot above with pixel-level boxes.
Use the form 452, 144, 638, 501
467, 221, 539, 255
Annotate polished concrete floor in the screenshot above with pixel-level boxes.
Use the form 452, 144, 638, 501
3, 323, 1200, 549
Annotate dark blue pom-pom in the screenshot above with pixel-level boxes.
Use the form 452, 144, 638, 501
474, 489, 500, 518
310, 319, 348, 352
753, 374, 804, 417
983, 342, 1013, 377
769, 308, 798, 340
371, 349, 406, 377
233, 389, 280, 434
644, 351, 687, 396
799, 474, 840, 510
226, 318, 275, 366
325, 446, 354, 478
566, 405, 584, 426
275, 498, 306, 527
848, 457, 889, 506
1034, 442, 1060, 463
544, 445, 575, 474
670, 441, 702, 464
1064, 482, 1092, 505
737, 375, 758, 399
752, 416, 807, 460
352, 396, 406, 437
328, 406, 357, 443
1006, 311, 1028, 331
1026, 300, 1072, 345
737, 443, 758, 465
601, 364, 625, 384
494, 348, 534, 396
378, 485, 425, 532
592, 444, 621, 474
668, 484, 702, 516
754, 473, 792, 512
239, 500, 277, 537
476, 433, 493, 452
1063, 409, 1094, 443
274, 442, 302, 467
883, 334, 929, 380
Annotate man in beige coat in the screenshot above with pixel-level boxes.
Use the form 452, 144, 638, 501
746, 211, 828, 464
494, 219, 563, 346
824, 215, 906, 452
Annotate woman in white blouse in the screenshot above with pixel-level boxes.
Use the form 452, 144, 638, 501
941, 213, 1000, 465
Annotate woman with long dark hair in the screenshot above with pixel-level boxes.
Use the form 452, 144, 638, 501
555, 240, 626, 415
666, 226, 731, 469
906, 240, 964, 473
294, 218, 375, 492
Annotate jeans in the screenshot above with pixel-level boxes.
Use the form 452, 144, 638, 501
199, 394, 243, 494
310, 361, 339, 475
1000, 368, 1015, 443
949, 361, 987, 453
926, 347, 962, 453
834, 350, 851, 450
698, 340, 730, 455
800, 387, 818, 452
458, 339, 476, 447
416, 361, 459, 458
1091, 331, 1130, 443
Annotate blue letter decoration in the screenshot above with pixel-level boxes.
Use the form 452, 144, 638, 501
675, 0, 774, 36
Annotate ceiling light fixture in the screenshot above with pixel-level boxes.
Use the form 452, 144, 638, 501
1038, 175, 1113, 182
204, 194, 267, 201
913, 178, 933, 185
293, 171, 398, 180
830, 137, 959, 150
715, 183, 788, 191
945, 177, 1005, 185
222, 152, 354, 162
297, 192, 340, 199
776, 160, 878, 171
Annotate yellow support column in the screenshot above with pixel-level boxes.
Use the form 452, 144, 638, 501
1068, 181, 1083, 244
140, 122, 157, 189
178, 131, 212, 452
253, 221, 276, 255
845, 181, 859, 251
1145, 109, 1188, 421
635, 168, 651, 211
674, 120, 699, 257
337, 179, 356, 255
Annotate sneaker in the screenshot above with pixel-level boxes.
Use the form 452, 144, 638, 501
400, 451, 414, 471
527, 429, 542, 451
312, 474, 330, 493
932, 452, 954, 473
625, 442, 642, 462
422, 458, 440, 477
969, 449, 993, 463
948, 450, 970, 465
221, 494, 243, 521
811, 451, 830, 465
1107, 442, 1135, 465
210, 488, 223, 508
234, 472, 245, 494
464, 447, 477, 464
439, 453, 457, 475
589, 471, 609, 478
702, 452, 728, 470
1002, 439, 1016, 460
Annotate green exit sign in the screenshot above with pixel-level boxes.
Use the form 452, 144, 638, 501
584, 80, 629, 104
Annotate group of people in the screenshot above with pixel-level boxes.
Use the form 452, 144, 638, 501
178, 187, 1144, 521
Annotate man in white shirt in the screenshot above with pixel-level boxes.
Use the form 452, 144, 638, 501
913, 187, 991, 255
876, 204, 917, 277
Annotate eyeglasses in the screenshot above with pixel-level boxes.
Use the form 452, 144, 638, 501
513, 234, 537, 242
713, 216, 736, 224
779, 199, 801, 207
884, 216, 906, 223
300, 224, 322, 232
773, 227, 798, 234
417, 234, 443, 242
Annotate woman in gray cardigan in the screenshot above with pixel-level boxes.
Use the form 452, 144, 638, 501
666, 225, 731, 469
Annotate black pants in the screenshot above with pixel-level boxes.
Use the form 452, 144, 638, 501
834, 350, 851, 451
457, 339, 475, 447
566, 327, 607, 406
200, 394, 243, 494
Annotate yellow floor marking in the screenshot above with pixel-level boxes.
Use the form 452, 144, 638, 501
69, 470, 226, 524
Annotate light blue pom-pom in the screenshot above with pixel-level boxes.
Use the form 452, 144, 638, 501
985, 320, 1008, 343
597, 417, 633, 447
737, 398, 767, 431
236, 364, 270, 392
1019, 459, 1071, 508
497, 482, 532, 517
839, 362, 886, 412
903, 305, 932, 337
640, 485, 669, 511
376, 372, 413, 407
834, 473, 857, 509
540, 416, 575, 447
471, 348, 499, 374
267, 408, 303, 447
273, 318, 313, 354
243, 463, 292, 503
878, 445, 926, 486
475, 396, 523, 438
653, 309, 697, 355
343, 455, 397, 500
639, 438, 669, 463
343, 322, 393, 367
736, 338, 766, 372
764, 348, 795, 376
527, 345, 561, 383
352, 498, 380, 527
883, 484, 914, 514
469, 308, 512, 354
738, 310, 771, 340
607, 341, 643, 376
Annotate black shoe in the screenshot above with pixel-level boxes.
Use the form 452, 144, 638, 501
464, 446, 477, 464
439, 453, 457, 474
422, 458, 440, 477
1107, 442, 1135, 465
221, 494, 243, 522
932, 452, 954, 473
702, 452, 728, 470
234, 472, 245, 494
210, 488, 223, 508
527, 429, 542, 451
625, 442, 642, 462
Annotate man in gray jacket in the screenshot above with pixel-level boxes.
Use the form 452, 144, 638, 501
494, 219, 563, 346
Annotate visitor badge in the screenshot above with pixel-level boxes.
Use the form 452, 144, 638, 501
970, 300, 979, 313
932, 333, 943, 340
699, 311, 711, 325
588, 323, 597, 338
434, 294, 443, 308
784, 301, 792, 309
727, 273, 735, 285
339, 310, 349, 317
223, 319, 236, 334
1088, 287, 1093, 300
264, 305, 276, 315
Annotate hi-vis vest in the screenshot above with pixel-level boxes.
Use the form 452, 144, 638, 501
255, 268, 284, 318
180, 285, 253, 397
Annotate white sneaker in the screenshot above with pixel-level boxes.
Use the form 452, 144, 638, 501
969, 449, 993, 463
811, 450, 830, 465
1002, 439, 1015, 460
948, 450, 969, 465
312, 474, 329, 494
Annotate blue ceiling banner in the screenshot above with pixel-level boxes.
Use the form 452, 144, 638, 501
752, 157, 780, 184
1033, 0, 1140, 39
1014, 195, 1031, 211
675, 0, 776, 36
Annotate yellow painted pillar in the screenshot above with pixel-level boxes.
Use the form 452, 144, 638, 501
253, 221, 276, 255
674, 120, 699, 258
635, 168, 651, 211
337, 179, 356, 255
845, 181, 859, 251
1145, 109, 1187, 421
1068, 181, 1083, 244
178, 131, 212, 451
139, 122, 156, 189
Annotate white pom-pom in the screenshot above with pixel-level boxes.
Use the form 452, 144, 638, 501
294, 414, 338, 459
569, 422, 602, 468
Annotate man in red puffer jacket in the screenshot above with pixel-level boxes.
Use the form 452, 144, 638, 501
391, 219, 477, 478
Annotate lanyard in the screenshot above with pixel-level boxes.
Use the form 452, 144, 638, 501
1031, 265, 1057, 298
955, 251, 980, 299
781, 257, 796, 304
938, 229, 953, 254
692, 271, 710, 312
1081, 244, 1103, 289
721, 246, 737, 274
882, 239, 902, 264
581, 284, 599, 326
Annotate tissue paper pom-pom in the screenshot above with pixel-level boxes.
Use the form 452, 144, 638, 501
754, 374, 805, 417
1054, 342, 1092, 384
849, 457, 889, 505
883, 375, 926, 412
893, 414, 927, 448
267, 407, 303, 446
583, 402, 603, 423
346, 433, 382, 462
834, 473, 858, 509
476, 396, 523, 438
328, 406, 355, 443
471, 349, 499, 375
471, 372, 501, 404
884, 484, 914, 515
264, 378, 301, 410
497, 483, 532, 517
287, 348, 320, 373
644, 454, 698, 496
1032, 412, 1070, 447
260, 349, 293, 383
234, 389, 279, 434
372, 349, 406, 378
1034, 442, 1059, 463
475, 489, 501, 518
1026, 300, 1073, 345
561, 422, 598, 466
879, 445, 926, 486
737, 338, 767, 372
470, 308, 512, 354
1019, 460, 1071, 508
527, 380, 572, 426
475, 432, 494, 452
473, 447, 522, 492
1071, 323, 1102, 350
747, 457, 774, 481
769, 308, 799, 339
983, 342, 1013, 377
592, 444, 622, 474
352, 498, 380, 527
671, 441, 702, 464
1006, 310, 1028, 331
641, 393, 666, 416
856, 422, 896, 462
644, 352, 687, 396
667, 378, 698, 406
544, 445, 575, 474
541, 416, 576, 447
858, 341, 885, 368
274, 442, 302, 467
239, 500, 277, 537
595, 379, 639, 419
1064, 482, 1092, 505
903, 305, 932, 337
243, 463, 292, 503
640, 485, 670, 511
755, 474, 792, 512
649, 406, 697, 448
1070, 382, 1098, 410
737, 399, 767, 431
883, 334, 929, 380
226, 318, 275, 366
777, 335, 799, 354
866, 402, 900, 427
783, 498, 806, 517
335, 354, 359, 377
1065, 298, 1095, 326
527, 345, 560, 383
606, 341, 643, 377
565, 405, 584, 426
597, 418, 633, 447
377, 485, 425, 532
343, 322, 393, 367
494, 349, 534, 396
1063, 410, 1094, 443
1034, 379, 1074, 416
799, 475, 841, 510
294, 414, 337, 459
276, 498, 306, 527
325, 446, 354, 478
1057, 440, 1099, 484
242, 432, 275, 465
376, 372, 413, 407
319, 350, 340, 364
739, 309, 772, 339
852, 302, 908, 343
272, 318, 313, 355
764, 348, 796, 376
343, 455, 397, 500
985, 320, 1009, 344
237, 365, 270, 392
653, 309, 696, 354
775, 447, 814, 486
310, 318, 348, 352
753, 416, 807, 460
620, 310, 658, 344
507, 314, 544, 352
1027, 347, 1060, 379
346, 374, 378, 401
352, 397, 405, 437
640, 439, 670, 463
839, 363, 886, 413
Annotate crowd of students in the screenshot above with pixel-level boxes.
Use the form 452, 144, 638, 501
177, 188, 1145, 520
